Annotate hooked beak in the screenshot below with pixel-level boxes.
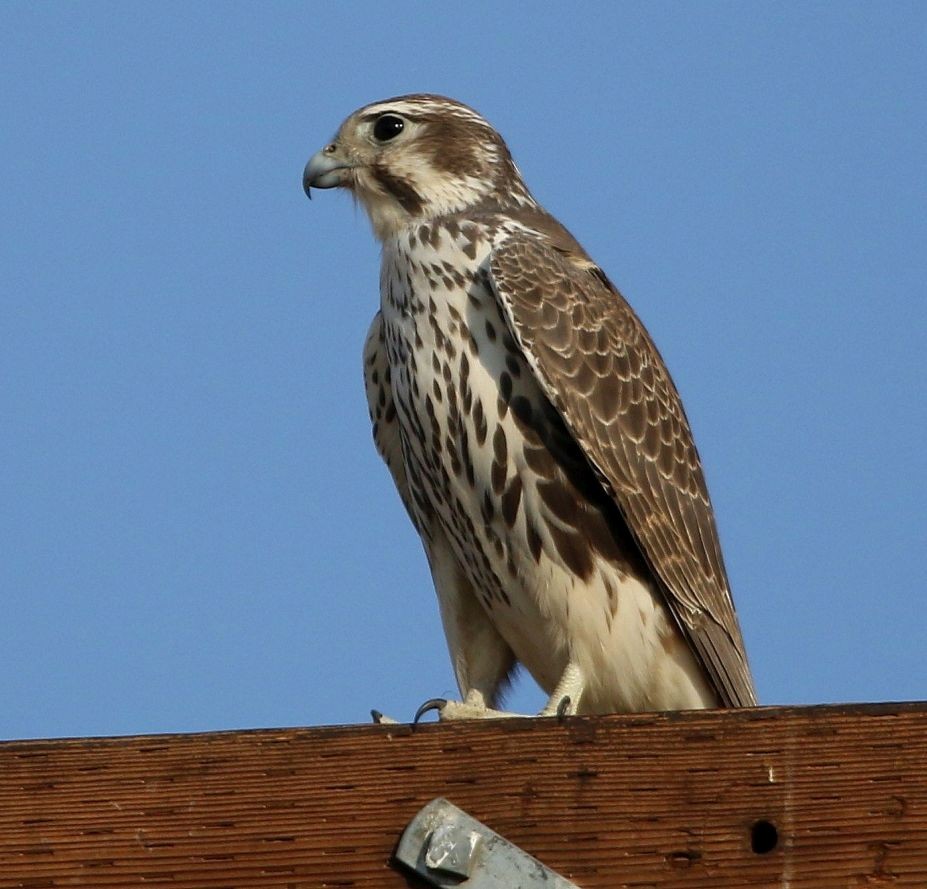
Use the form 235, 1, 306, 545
303, 146, 352, 199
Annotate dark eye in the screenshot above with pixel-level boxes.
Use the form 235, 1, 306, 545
373, 114, 404, 142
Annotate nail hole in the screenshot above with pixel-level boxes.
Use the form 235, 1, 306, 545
750, 819, 778, 854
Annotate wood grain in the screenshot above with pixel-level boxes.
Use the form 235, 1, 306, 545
1, 702, 925, 887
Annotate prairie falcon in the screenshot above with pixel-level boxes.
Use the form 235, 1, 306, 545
304, 94, 756, 717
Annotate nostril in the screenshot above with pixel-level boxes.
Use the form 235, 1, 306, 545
750, 819, 778, 854
324, 143, 337, 154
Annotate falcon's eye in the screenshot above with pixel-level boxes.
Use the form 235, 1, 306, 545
373, 114, 405, 142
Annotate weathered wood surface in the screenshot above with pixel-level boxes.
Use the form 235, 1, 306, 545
1, 702, 925, 888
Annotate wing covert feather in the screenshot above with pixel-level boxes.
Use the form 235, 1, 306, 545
488, 233, 756, 707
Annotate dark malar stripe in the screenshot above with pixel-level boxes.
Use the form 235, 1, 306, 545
373, 166, 424, 214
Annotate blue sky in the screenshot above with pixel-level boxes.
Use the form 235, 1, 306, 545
1, 3, 924, 740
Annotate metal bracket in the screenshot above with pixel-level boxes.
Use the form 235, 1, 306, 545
395, 797, 580, 888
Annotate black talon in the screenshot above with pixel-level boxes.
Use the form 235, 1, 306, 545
413, 698, 447, 724
556, 696, 572, 722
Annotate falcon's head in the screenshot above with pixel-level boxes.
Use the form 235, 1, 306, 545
304, 94, 535, 240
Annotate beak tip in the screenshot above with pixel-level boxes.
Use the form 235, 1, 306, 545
303, 149, 348, 196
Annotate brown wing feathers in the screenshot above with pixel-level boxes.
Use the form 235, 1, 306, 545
489, 233, 756, 707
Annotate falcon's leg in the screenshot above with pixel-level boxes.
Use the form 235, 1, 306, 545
426, 530, 517, 718
417, 535, 590, 723
421, 688, 512, 721
539, 662, 585, 717
374, 521, 518, 724
419, 661, 586, 722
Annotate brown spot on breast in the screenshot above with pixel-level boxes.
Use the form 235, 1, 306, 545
526, 522, 543, 562
461, 225, 478, 259
491, 426, 508, 491
501, 474, 522, 527
537, 478, 578, 524
492, 424, 507, 462
481, 490, 495, 523
603, 575, 619, 616
505, 552, 518, 578
510, 395, 534, 433
424, 395, 441, 443
447, 438, 461, 477
524, 443, 556, 478
460, 429, 475, 487
583, 511, 626, 565
473, 399, 487, 445
499, 370, 513, 404
446, 386, 460, 429
549, 523, 594, 580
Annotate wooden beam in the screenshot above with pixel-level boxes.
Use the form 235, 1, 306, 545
1, 702, 925, 887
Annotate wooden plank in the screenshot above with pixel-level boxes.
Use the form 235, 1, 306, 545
0, 702, 925, 887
